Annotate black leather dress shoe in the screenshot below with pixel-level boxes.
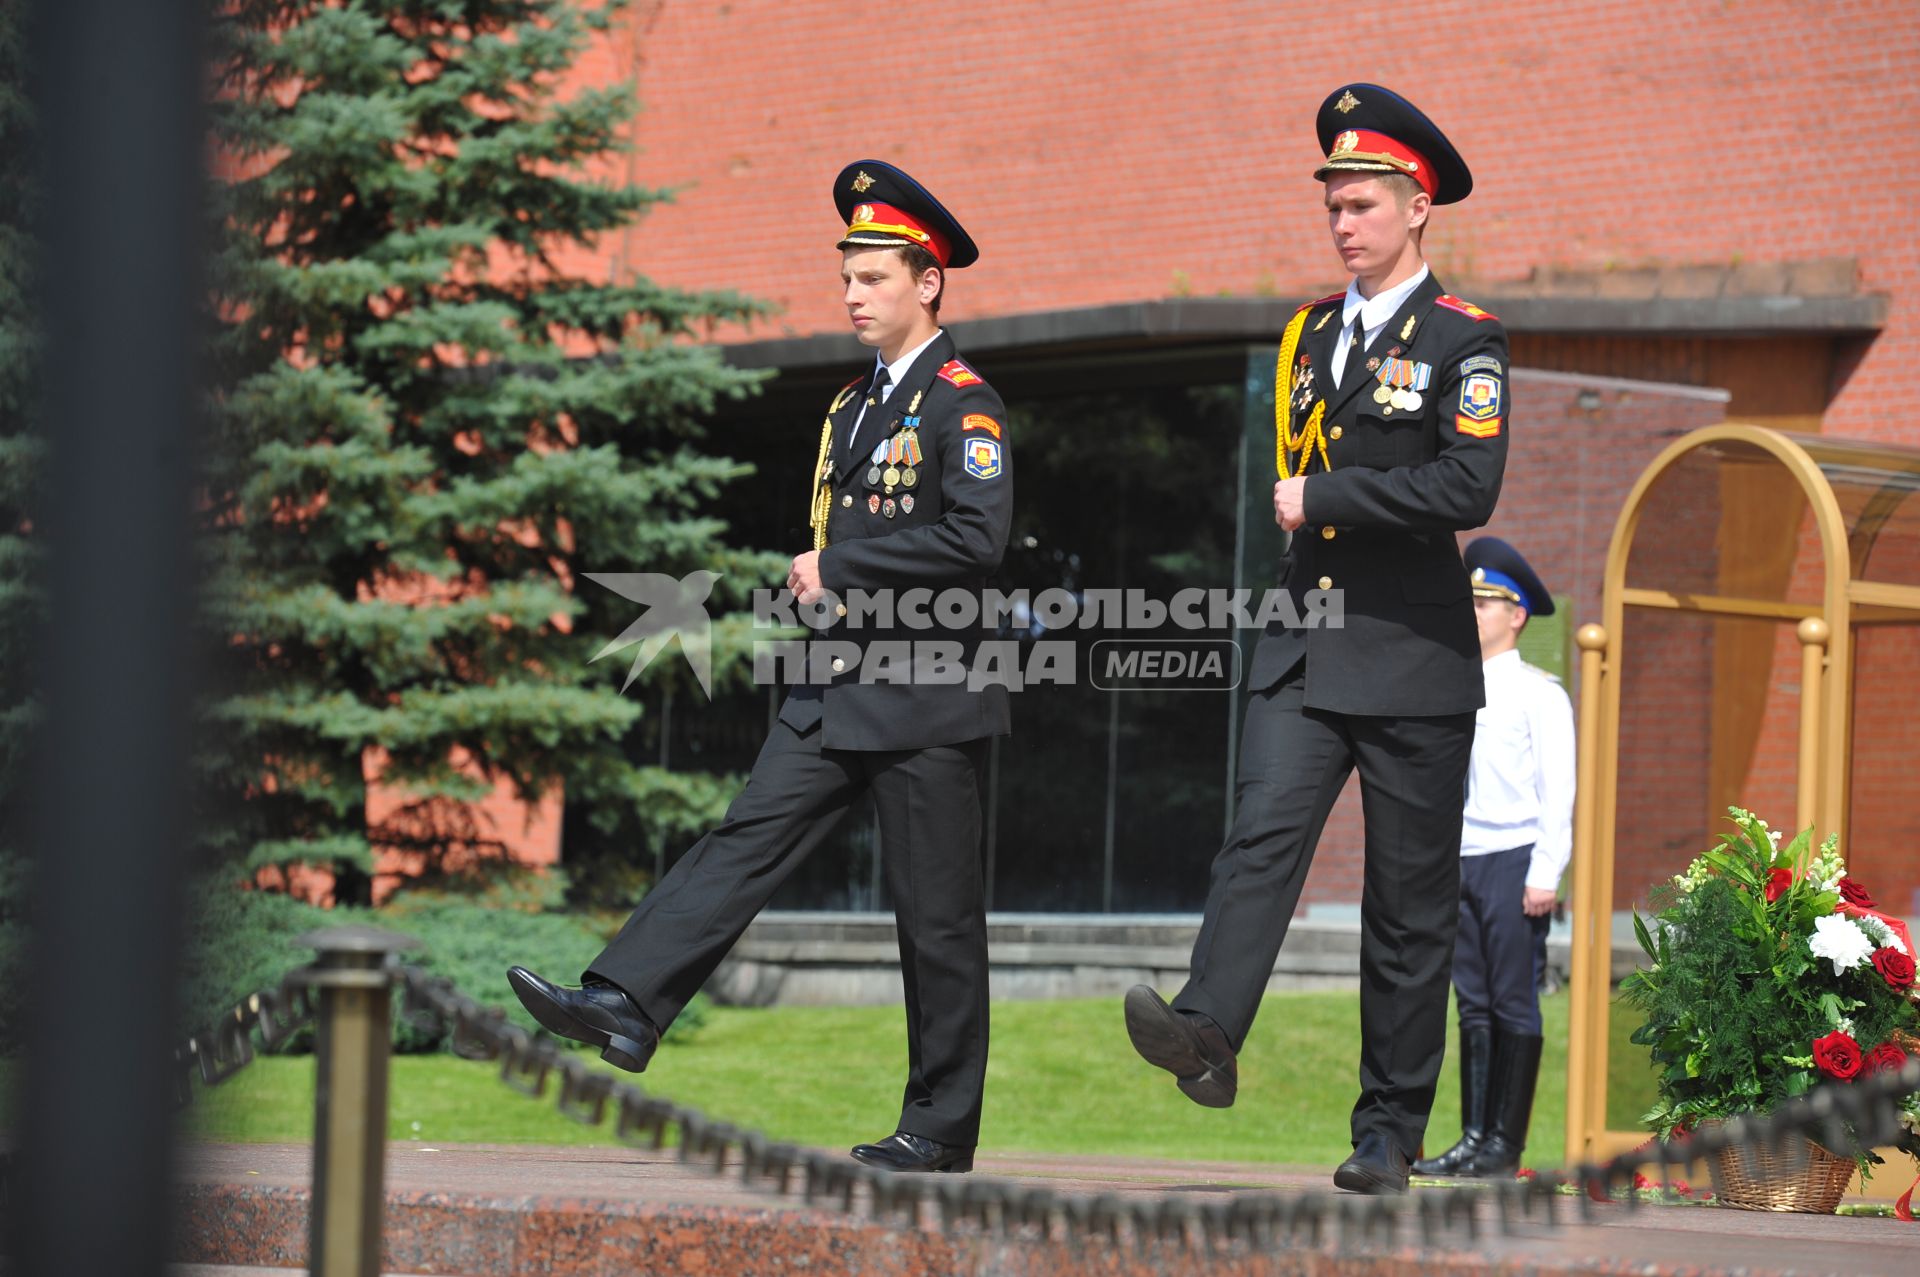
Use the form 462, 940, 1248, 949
506, 966, 658, 1072
849, 1131, 975, 1173
1123, 985, 1237, 1108
1333, 1132, 1412, 1195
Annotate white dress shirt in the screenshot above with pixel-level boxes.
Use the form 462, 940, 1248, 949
1328, 264, 1430, 385
1460, 647, 1578, 892
848, 327, 943, 453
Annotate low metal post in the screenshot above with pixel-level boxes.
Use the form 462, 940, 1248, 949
294, 926, 420, 1277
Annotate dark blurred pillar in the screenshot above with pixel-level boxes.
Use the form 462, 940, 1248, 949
10, 2, 206, 1275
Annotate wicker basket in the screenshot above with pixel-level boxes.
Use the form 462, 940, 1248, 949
1707, 1128, 1857, 1213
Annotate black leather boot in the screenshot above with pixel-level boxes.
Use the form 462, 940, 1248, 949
1123, 985, 1238, 1108
1459, 1030, 1543, 1177
506, 966, 659, 1073
849, 1131, 975, 1173
1413, 1023, 1492, 1176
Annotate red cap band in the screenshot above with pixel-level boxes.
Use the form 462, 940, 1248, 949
1320, 129, 1437, 199
842, 201, 952, 267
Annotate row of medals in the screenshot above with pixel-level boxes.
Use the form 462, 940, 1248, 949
865, 426, 921, 518
1371, 357, 1427, 413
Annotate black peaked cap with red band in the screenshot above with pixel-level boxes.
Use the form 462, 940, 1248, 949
833, 160, 978, 269
1313, 84, 1472, 206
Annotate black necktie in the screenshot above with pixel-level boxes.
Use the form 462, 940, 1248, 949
847, 366, 890, 456
1337, 323, 1363, 391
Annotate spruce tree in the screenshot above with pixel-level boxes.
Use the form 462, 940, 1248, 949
202, 0, 777, 904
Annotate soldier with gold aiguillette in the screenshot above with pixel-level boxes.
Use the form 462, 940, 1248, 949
507, 161, 1012, 1174
1124, 84, 1510, 1195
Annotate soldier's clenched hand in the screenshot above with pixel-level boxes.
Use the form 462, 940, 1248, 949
1274, 477, 1307, 531
787, 550, 825, 603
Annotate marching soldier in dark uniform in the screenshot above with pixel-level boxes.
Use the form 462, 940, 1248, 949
508, 161, 1013, 1174
1415, 537, 1573, 1179
1125, 84, 1509, 1194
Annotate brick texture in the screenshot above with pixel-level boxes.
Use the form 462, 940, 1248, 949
561, 0, 1918, 441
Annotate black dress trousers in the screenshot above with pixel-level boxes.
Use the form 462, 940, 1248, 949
586, 721, 991, 1147
1171, 662, 1475, 1157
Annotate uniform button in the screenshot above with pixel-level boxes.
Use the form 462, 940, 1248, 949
830, 657, 846, 673
835, 603, 847, 618
1318, 575, 1333, 590
841, 494, 852, 508
1320, 526, 1336, 540
1329, 425, 1344, 440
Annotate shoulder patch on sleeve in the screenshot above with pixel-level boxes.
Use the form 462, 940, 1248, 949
1434, 294, 1499, 322
936, 358, 985, 388
962, 436, 1002, 480
962, 413, 1002, 439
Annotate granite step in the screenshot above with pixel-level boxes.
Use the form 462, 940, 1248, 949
175, 1142, 1920, 1277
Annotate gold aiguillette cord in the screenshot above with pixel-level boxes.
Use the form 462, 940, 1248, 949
1274, 307, 1329, 479
808, 385, 859, 550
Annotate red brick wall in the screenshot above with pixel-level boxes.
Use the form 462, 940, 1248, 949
566, 0, 1918, 441
1849, 617, 1920, 921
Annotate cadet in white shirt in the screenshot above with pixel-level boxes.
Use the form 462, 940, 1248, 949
1415, 536, 1574, 1178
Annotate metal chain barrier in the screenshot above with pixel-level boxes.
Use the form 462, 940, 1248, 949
172, 975, 316, 1105
158, 935, 1920, 1266
393, 962, 1920, 1254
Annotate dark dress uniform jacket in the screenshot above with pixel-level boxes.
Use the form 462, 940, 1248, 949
778, 330, 1014, 751
1250, 272, 1509, 717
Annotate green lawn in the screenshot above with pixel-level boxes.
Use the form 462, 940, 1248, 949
183, 989, 1577, 1168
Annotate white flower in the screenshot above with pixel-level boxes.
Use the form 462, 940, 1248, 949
1854, 912, 1909, 956
1808, 913, 1876, 975
1806, 843, 1847, 894
1768, 829, 1782, 848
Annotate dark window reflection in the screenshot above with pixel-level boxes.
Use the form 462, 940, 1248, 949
619, 354, 1251, 914
989, 381, 1243, 911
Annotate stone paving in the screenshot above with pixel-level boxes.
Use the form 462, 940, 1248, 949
175, 1142, 1920, 1276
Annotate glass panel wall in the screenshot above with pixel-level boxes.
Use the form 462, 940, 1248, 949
641, 346, 1262, 912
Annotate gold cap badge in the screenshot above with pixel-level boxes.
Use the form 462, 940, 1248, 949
851, 170, 875, 193
1335, 90, 1361, 114
1333, 130, 1360, 156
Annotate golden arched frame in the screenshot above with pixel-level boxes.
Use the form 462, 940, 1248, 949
1564, 423, 1920, 1162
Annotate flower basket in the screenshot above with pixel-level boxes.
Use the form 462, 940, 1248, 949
1706, 1128, 1857, 1213
1620, 809, 1920, 1213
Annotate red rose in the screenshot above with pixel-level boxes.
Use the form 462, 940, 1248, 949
1764, 868, 1794, 903
1813, 1030, 1862, 1080
1864, 1042, 1910, 1076
1872, 946, 1916, 990
1838, 876, 1878, 909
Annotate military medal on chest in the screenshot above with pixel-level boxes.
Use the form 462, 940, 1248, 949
1373, 357, 1432, 412
900, 427, 922, 488
1291, 353, 1317, 415
883, 431, 904, 491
